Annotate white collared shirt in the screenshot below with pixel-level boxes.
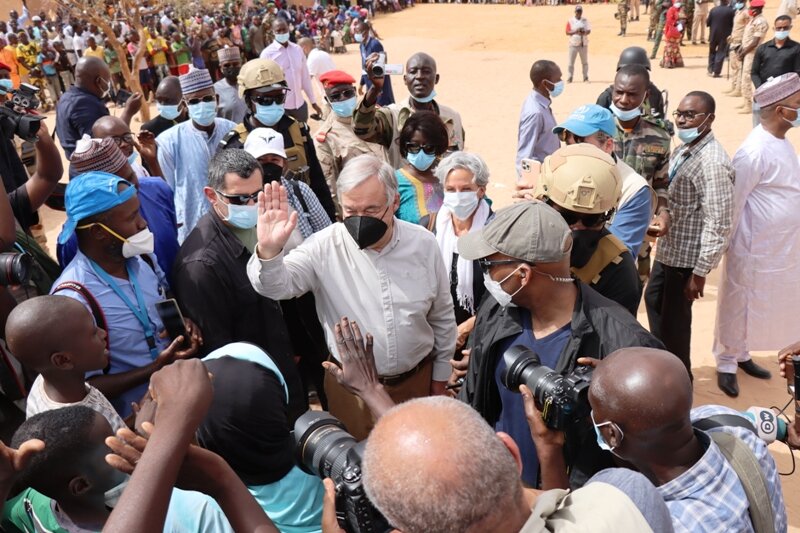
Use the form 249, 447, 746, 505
260, 40, 318, 110
247, 220, 456, 381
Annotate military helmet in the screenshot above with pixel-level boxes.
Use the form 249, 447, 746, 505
617, 46, 651, 71
534, 144, 622, 215
237, 58, 286, 98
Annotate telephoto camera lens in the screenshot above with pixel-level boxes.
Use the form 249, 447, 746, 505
0, 252, 32, 286
295, 410, 360, 481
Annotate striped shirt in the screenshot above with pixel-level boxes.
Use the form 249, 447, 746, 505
656, 132, 734, 276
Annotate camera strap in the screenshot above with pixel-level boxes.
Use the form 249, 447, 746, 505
52, 280, 111, 374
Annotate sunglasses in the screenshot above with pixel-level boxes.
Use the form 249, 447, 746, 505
477, 258, 527, 274
327, 88, 356, 102
547, 200, 606, 227
405, 142, 436, 155
185, 94, 215, 106
252, 93, 287, 106
215, 189, 260, 206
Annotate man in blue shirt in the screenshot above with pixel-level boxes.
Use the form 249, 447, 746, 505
56, 137, 179, 284
456, 201, 662, 487
515, 60, 562, 176
50, 171, 201, 416
55, 57, 141, 174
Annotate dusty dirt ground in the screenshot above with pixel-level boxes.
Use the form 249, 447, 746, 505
34, 2, 800, 527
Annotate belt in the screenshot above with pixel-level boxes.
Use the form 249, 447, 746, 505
379, 356, 430, 387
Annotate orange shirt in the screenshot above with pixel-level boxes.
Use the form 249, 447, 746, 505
0, 46, 20, 87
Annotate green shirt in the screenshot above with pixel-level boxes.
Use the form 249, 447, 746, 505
2, 488, 68, 533
230, 225, 258, 253
171, 41, 191, 65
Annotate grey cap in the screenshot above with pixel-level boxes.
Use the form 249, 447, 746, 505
458, 200, 572, 262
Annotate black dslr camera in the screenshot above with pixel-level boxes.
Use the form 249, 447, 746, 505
0, 252, 32, 286
294, 411, 391, 533
0, 83, 43, 141
501, 345, 593, 431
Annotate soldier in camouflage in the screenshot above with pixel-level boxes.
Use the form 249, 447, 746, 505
650, 0, 672, 58
264, 3, 277, 49
618, 0, 631, 36
609, 65, 672, 280
648, 0, 663, 39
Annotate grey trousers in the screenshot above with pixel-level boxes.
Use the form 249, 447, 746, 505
568, 45, 589, 80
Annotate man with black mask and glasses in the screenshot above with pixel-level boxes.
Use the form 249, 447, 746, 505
248, 153, 456, 440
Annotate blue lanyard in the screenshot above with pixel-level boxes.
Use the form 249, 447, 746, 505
89, 259, 159, 360
668, 150, 692, 183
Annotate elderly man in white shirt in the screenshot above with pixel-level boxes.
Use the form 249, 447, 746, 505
260, 18, 323, 124
248, 154, 456, 440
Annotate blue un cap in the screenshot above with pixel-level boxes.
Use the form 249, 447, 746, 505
552, 104, 617, 138
58, 171, 137, 244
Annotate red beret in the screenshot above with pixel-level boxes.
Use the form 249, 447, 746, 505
750, 0, 765, 6
318, 69, 356, 88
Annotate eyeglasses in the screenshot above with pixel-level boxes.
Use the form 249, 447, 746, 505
477, 258, 527, 274
110, 133, 134, 146
327, 88, 357, 102
672, 110, 708, 121
251, 93, 286, 106
185, 94, 215, 106
215, 189, 260, 205
405, 142, 436, 155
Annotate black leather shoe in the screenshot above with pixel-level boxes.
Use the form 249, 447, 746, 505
738, 359, 772, 379
718, 372, 739, 397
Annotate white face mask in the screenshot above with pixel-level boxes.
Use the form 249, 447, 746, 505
483, 265, 523, 308
121, 228, 155, 258
103, 476, 129, 508
443, 191, 479, 220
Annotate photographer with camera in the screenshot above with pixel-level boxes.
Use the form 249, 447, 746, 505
585, 347, 787, 532
455, 200, 662, 488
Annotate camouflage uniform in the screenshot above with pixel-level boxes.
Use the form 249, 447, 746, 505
313, 113, 390, 219
614, 116, 672, 280
650, 5, 669, 58
263, 12, 276, 47
684, 0, 695, 40
727, 9, 750, 94
648, 1, 661, 39
740, 13, 769, 106
618, 0, 630, 35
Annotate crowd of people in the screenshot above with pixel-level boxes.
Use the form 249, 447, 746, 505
0, 0, 797, 531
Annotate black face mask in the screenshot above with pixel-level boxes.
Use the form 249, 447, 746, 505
261, 162, 283, 184
344, 207, 390, 249
570, 229, 605, 269
221, 66, 241, 78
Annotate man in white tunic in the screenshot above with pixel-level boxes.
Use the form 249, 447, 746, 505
713, 72, 800, 396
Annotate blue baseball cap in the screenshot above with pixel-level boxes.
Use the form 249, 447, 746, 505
59, 171, 137, 244
553, 104, 617, 138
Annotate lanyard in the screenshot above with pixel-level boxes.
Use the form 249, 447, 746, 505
668, 150, 692, 183
89, 259, 159, 360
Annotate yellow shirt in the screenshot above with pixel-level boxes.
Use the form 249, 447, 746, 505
83, 46, 105, 59
146, 37, 167, 66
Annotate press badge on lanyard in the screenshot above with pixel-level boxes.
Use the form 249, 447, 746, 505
89, 259, 162, 360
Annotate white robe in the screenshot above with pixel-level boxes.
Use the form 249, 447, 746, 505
714, 125, 800, 355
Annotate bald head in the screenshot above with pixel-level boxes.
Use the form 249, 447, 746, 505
6, 296, 91, 372
298, 37, 314, 54
406, 52, 437, 73
92, 115, 129, 139
363, 397, 521, 533
75, 57, 110, 97
590, 347, 693, 434
155, 76, 183, 105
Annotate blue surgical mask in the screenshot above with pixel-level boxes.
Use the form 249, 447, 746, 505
591, 411, 623, 455
676, 115, 710, 143
188, 100, 217, 127
224, 203, 258, 229
330, 96, 357, 118
127, 151, 138, 166
610, 100, 643, 121
0, 79, 13, 94
547, 80, 565, 98
255, 102, 284, 127
354, 33, 364, 43
407, 149, 437, 171
410, 89, 437, 104
275, 32, 290, 44
775, 29, 791, 40
734, 1, 744, 8
157, 103, 181, 120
